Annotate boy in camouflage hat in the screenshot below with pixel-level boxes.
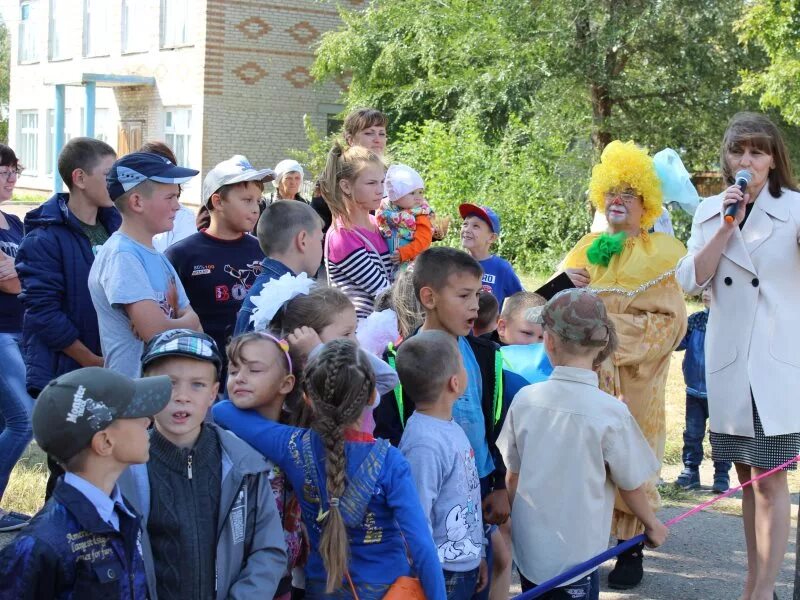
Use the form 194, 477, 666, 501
496, 289, 668, 599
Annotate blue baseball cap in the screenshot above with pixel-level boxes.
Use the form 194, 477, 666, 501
107, 152, 199, 201
459, 203, 501, 234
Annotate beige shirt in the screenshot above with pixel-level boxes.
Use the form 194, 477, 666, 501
497, 366, 659, 585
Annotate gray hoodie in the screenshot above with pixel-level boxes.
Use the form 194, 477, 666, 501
119, 423, 287, 600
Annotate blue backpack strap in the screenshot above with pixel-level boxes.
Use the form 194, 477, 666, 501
300, 430, 390, 528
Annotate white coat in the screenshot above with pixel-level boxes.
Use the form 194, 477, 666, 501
676, 186, 800, 437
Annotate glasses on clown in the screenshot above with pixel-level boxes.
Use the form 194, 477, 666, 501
0, 166, 24, 182
603, 190, 640, 205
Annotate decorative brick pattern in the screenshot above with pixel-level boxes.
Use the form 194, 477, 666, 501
235, 16, 272, 40
287, 21, 319, 45
234, 61, 269, 84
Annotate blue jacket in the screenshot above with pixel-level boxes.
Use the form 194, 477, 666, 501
677, 309, 708, 398
0, 480, 150, 599
16, 194, 121, 393
233, 257, 295, 336
212, 401, 447, 600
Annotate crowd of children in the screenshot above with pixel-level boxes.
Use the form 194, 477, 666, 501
0, 106, 700, 600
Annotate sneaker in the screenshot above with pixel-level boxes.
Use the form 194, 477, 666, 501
675, 467, 700, 490
0, 513, 29, 532
712, 475, 730, 494
608, 541, 645, 589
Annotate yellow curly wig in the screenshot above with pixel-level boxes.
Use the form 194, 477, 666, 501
588, 140, 663, 230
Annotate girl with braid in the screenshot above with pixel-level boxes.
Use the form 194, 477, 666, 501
214, 339, 446, 600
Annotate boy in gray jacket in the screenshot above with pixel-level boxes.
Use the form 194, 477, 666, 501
119, 329, 286, 599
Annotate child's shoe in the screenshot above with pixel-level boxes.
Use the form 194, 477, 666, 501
608, 541, 644, 589
675, 467, 700, 490
712, 473, 730, 494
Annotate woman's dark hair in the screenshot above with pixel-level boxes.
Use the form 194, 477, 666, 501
0, 145, 19, 168
720, 112, 798, 197
302, 339, 375, 592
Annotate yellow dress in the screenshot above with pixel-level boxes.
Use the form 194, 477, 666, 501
562, 231, 688, 539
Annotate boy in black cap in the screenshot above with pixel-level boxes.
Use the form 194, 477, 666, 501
118, 328, 286, 600
88, 151, 203, 378
0, 366, 171, 598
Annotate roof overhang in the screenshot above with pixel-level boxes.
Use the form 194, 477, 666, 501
44, 73, 157, 87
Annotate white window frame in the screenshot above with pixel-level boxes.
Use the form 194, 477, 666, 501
122, 0, 149, 54
17, 110, 40, 175
160, 0, 192, 49
83, 0, 110, 57
164, 108, 192, 167
48, 0, 71, 61
18, 0, 40, 64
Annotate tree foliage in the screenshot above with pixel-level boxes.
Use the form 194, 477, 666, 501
315, 0, 763, 165
738, 0, 800, 125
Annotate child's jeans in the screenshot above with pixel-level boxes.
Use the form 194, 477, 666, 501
683, 393, 732, 474
0, 332, 34, 501
443, 567, 479, 600
520, 569, 599, 600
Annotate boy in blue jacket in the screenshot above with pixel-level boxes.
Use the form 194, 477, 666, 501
16, 138, 120, 500
674, 289, 731, 493
0, 367, 171, 599
16, 137, 119, 395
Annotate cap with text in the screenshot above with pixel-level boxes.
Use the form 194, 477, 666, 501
33, 367, 172, 464
106, 151, 199, 201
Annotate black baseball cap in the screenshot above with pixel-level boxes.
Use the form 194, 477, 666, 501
33, 367, 172, 464
141, 329, 223, 375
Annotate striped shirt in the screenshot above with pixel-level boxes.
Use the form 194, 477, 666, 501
326, 217, 393, 318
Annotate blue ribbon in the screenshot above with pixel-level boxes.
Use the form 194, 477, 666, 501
511, 534, 647, 599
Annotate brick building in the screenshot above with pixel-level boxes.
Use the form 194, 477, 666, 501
6, 0, 359, 202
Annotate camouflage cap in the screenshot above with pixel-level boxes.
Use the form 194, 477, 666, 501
530, 288, 610, 346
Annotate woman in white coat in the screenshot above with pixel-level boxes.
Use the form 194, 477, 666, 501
676, 112, 799, 600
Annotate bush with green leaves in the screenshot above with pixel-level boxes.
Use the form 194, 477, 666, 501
391, 116, 592, 272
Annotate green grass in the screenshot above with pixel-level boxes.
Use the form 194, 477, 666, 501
10, 192, 47, 204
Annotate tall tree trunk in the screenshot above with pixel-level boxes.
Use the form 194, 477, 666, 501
590, 83, 613, 153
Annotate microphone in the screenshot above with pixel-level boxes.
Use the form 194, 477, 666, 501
724, 170, 751, 223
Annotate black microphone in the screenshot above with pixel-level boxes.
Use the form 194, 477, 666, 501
724, 170, 751, 223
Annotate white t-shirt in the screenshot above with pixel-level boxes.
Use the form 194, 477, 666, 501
496, 366, 658, 585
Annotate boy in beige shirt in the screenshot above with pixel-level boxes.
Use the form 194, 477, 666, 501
496, 289, 667, 599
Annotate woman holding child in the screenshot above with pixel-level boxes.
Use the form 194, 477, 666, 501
676, 112, 800, 600
561, 141, 688, 589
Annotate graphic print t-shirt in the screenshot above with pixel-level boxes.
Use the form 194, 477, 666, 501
479, 255, 523, 311
166, 231, 264, 364
400, 412, 483, 572
88, 232, 190, 377
0, 212, 24, 332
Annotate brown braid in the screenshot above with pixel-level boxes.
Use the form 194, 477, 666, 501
302, 339, 376, 592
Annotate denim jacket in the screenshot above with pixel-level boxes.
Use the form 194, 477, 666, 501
677, 309, 708, 398
233, 258, 295, 336
0, 480, 149, 599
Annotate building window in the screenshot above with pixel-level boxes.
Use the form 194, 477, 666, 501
45, 108, 83, 175
18, 1, 40, 64
17, 111, 39, 174
48, 0, 71, 60
161, 0, 192, 49
164, 108, 191, 166
84, 0, 110, 57
95, 109, 112, 145
122, 0, 149, 53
